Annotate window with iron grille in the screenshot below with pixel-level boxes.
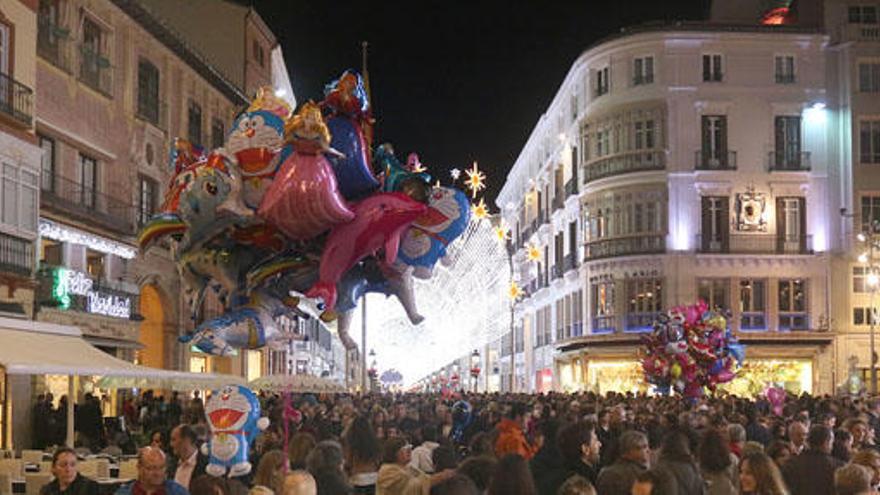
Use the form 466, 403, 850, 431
849, 5, 879, 23
633, 56, 654, 85
859, 62, 880, 92
775, 55, 795, 84
778, 279, 808, 330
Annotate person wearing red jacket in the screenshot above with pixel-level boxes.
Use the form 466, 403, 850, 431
495, 403, 538, 460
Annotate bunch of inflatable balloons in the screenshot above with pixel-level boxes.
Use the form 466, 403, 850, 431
640, 300, 745, 400
138, 70, 472, 355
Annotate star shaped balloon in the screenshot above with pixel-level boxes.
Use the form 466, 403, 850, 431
527, 244, 541, 262
464, 162, 486, 199
471, 198, 489, 220
508, 281, 523, 300
450, 168, 461, 181
493, 223, 511, 243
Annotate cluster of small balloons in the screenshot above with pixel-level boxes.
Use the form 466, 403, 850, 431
641, 300, 745, 400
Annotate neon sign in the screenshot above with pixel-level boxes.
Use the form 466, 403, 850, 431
51, 267, 132, 318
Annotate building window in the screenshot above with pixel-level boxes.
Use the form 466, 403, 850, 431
79, 16, 110, 95
252, 39, 264, 67
534, 310, 543, 348
633, 56, 654, 85
849, 5, 879, 23
39, 135, 55, 192
859, 62, 880, 92
854, 307, 879, 326
595, 66, 609, 97
854, 266, 873, 293
862, 195, 880, 233
702, 54, 723, 82
555, 300, 565, 342
40, 238, 62, 266
573, 289, 584, 336
188, 100, 202, 146
515, 325, 524, 353
775, 55, 795, 84
85, 248, 104, 280
861, 120, 880, 164
37, 0, 64, 66
773, 116, 803, 169
700, 115, 728, 168
701, 196, 729, 252
138, 175, 157, 225
778, 279, 808, 330
79, 153, 96, 208
591, 281, 615, 333
634, 120, 655, 150
739, 279, 767, 330
211, 118, 225, 149
137, 58, 160, 124
625, 278, 662, 332
2, 162, 38, 234
698, 278, 730, 310
596, 128, 611, 157
776, 197, 805, 252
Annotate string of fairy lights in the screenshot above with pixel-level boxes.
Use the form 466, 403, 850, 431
344, 161, 523, 385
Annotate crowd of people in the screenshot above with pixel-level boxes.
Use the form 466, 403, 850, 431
30, 389, 880, 495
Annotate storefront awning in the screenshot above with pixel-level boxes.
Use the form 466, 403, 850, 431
0, 317, 244, 391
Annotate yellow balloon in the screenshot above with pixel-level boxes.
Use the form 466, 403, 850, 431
708, 315, 727, 329
671, 363, 682, 379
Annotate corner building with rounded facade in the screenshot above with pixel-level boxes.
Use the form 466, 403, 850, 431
497, 1, 879, 396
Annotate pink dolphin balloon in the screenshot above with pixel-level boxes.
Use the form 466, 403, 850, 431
258, 151, 355, 240
306, 192, 427, 313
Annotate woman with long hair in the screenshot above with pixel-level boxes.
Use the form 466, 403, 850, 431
252, 449, 287, 495
343, 416, 381, 494
739, 453, 788, 495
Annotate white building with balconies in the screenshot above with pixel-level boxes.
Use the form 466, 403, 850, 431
496, 0, 878, 396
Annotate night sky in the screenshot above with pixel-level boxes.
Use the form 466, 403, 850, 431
255, 1, 711, 204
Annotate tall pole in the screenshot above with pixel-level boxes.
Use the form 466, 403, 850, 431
506, 239, 516, 393
872, 284, 877, 394
361, 295, 367, 392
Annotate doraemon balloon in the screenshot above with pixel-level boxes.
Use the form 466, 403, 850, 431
226, 88, 291, 209
398, 186, 471, 279
204, 385, 269, 477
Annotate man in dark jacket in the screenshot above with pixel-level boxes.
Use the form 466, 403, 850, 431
781, 424, 843, 495
167, 424, 208, 490
597, 430, 650, 495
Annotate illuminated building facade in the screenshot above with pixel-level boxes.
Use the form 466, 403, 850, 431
496, 0, 877, 395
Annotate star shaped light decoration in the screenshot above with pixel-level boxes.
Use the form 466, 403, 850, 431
464, 161, 486, 199
526, 243, 541, 262
493, 223, 511, 243
450, 168, 461, 181
508, 281, 523, 300
471, 198, 489, 220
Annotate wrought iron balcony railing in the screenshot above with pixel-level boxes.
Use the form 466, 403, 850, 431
0, 232, 34, 276
768, 151, 811, 171
583, 150, 665, 184
584, 234, 665, 261
696, 233, 812, 255
0, 72, 33, 127
41, 174, 136, 236
695, 150, 737, 170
